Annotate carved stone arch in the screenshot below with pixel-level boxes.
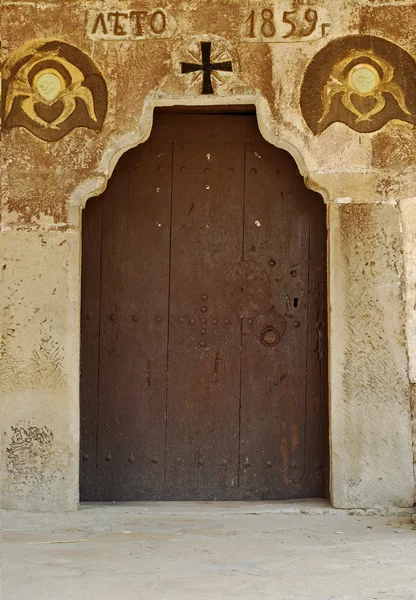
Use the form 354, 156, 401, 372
81, 98, 328, 500
72, 93, 329, 210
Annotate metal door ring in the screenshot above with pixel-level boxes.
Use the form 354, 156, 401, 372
261, 326, 279, 347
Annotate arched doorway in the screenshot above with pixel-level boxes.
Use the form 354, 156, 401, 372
80, 111, 328, 501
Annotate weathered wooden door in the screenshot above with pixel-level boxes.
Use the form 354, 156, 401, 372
80, 114, 328, 501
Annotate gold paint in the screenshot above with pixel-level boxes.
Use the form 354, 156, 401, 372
4, 51, 98, 130
33, 69, 65, 102
349, 64, 380, 95
319, 50, 411, 124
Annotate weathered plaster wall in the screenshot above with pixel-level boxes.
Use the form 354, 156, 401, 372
411, 384, 416, 499
1, 0, 415, 510
1, 230, 80, 510
400, 197, 416, 497
329, 202, 413, 508
401, 198, 416, 385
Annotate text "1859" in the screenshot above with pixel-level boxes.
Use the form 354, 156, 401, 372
243, 8, 331, 42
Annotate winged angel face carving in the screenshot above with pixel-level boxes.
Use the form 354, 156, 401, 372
300, 35, 416, 135
319, 50, 411, 124
5, 53, 98, 129
1, 41, 107, 141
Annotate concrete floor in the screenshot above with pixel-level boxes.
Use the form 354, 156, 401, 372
2, 500, 416, 600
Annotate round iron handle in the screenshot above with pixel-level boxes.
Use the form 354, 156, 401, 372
260, 326, 280, 347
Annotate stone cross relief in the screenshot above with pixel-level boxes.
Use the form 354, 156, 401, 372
181, 41, 233, 95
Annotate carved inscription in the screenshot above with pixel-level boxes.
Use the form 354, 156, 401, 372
241, 4, 331, 42
87, 9, 176, 40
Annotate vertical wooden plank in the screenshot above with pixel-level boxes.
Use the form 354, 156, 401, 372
96, 141, 172, 499
165, 139, 244, 494
80, 196, 103, 500
304, 196, 329, 497
240, 142, 311, 497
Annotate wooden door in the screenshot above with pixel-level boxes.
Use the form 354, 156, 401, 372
80, 114, 328, 501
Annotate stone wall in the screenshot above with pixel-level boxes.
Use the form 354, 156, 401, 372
1, 0, 415, 510
401, 197, 416, 498
329, 202, 412, 507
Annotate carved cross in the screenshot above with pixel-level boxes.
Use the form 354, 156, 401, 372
181, 41, 233, 95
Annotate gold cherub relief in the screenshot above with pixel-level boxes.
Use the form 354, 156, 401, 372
5, 53, 98, 130
1, 40, 107, 141
320, 50, 411, 124
300, 36, 416, 135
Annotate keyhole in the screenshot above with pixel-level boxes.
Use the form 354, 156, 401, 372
293, 298, 298, 308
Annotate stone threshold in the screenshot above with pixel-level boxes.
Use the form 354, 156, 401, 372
79, 498, 415, 517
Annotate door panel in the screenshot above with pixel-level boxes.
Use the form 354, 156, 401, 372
96, 142, 172, 495
304, 196, 328, 496
80, 195, 103, 499
240, 143, 311, 496
165, 141, 244, 491
80, 114, 328, 501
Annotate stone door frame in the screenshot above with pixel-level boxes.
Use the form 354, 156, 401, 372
3, 71, 414, 511
69, 92, 413, 510
79, 109, 329, 501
